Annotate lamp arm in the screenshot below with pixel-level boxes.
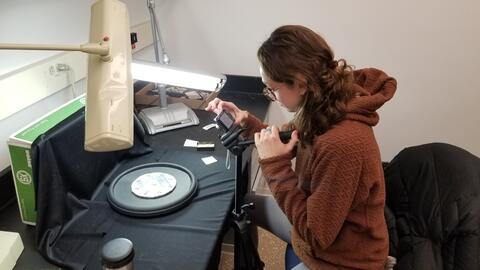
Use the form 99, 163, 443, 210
0, 42, 110, 57
147, 0, 169, 65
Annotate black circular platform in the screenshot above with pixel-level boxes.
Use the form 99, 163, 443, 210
107, 162, 197, 217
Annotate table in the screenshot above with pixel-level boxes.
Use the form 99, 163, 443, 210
30, 75, 268, 270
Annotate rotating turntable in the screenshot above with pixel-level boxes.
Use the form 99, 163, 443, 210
107, 162, 197, 217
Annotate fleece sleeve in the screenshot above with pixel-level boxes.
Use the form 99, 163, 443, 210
242, 113, 293, 139
242, 113, 268, 140
259, 142, 364, 250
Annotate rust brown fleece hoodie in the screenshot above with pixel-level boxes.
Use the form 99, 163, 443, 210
245, 68, 397, 269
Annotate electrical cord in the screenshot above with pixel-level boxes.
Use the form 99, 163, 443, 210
68, 66, 77, 98
56, 63, 77, 98
226, 150, 231, 170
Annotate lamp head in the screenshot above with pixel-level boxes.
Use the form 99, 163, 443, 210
84, 0, 134, 152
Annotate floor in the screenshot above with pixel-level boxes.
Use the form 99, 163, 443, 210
219, 227, 286, 270
0, 201, 57, 270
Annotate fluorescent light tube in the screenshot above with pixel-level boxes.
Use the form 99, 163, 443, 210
131, 61, 226, 92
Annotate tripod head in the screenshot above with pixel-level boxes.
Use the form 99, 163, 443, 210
214, 110, 292, 155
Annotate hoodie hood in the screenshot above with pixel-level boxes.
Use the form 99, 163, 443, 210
345, 68, 397, 126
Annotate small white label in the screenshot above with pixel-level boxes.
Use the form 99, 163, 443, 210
25, 150, 32, 168
202, 123, 218, 130
201, 156, 217, 165
184, 139, 198, 147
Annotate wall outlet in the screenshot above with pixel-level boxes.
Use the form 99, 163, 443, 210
131, 21, 153, 54
49, 65, 59, 76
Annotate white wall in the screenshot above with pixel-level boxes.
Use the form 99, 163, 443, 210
152, 0, 480, 161
0, 0, 152, 171
1, 0, 479, 170
0, 0, 150, 75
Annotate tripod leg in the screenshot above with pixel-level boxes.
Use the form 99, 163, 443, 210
233, 216, 264, 270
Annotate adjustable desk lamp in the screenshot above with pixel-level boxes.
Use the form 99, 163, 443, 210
132, 61, 227, 134
0, 0, 133, 152
135, 0, 226, 134
0, 0, 226, 148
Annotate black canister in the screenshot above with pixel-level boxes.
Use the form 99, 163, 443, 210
101, 238, 134, 270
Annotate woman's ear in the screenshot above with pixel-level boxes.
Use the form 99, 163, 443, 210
295, 75, 308, 96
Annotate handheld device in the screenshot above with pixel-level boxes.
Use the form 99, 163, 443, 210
214, 109, 236, 132
214, 110, 292, 145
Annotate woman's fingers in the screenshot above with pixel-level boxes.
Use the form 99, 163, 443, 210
205, 98, 221, 112
270, 125, 279, 137
254, 132, 261, 147
206, 98, 234, 115
206, 98, 246, 125
286, 130, 299, 150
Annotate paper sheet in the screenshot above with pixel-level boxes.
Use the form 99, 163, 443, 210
201, 156, 217, 165
184, 139, 198, 147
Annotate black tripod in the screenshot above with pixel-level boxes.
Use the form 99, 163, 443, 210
218, 125, 264, 270
219, 125, 292, 270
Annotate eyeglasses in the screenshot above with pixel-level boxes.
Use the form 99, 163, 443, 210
262, 85, 280, 101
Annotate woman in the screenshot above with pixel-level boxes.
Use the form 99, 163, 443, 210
206, 25, 397, 269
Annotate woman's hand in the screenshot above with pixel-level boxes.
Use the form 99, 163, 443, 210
205, 98, 249, 126
254, 125, 299, 159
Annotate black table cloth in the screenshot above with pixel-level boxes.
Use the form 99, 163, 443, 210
32, 109, 240, 269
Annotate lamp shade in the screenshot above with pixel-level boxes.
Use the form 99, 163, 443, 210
84, 0, 134, 152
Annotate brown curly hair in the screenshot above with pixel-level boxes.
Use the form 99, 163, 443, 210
258, 25, 355, 145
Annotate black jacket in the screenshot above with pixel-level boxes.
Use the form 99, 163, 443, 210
384, 143, 480, 270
